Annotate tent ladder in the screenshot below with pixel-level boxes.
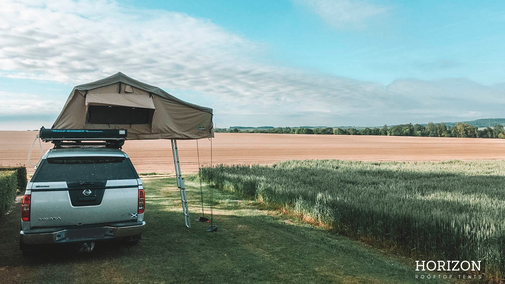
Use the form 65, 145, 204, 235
171, 139, 191, 228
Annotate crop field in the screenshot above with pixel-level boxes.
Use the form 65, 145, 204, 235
0, 175, 434, 284
200, 160, 505, 279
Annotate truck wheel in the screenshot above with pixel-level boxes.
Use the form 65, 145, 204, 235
20, 240, 37, 256
122, 234, 141, 246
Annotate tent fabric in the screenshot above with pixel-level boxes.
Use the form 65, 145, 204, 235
52, 72, 213, 140
85, 84, 155, 109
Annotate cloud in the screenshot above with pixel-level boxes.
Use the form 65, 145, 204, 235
413, 59, 462, 72
0, 0, 391, 118
0, 91, 63, 129
0, 0, 253, 82
0, 0, 505, 128
385, 78, 505, 122
292, 0, 390, 30
0, 91, 64, 116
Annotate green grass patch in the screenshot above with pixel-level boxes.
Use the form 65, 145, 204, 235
0, 171, 17, 215
0, 175, 437, 283
139, 172, 163, 176
200, 160, 505, 280
0, 166, 27, 192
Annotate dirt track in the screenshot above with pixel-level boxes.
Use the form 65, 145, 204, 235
2, 131, 505, 174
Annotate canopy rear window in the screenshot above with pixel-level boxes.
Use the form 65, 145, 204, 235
87, 105, 154, 124
32, 157, 138, 182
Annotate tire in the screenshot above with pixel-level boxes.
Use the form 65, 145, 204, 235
122, 234, 141, 246
20, 240, 38, 256
128, 240, 139, 246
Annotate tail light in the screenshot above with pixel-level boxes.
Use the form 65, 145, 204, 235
138, 189, 145, 214
21, 195, 31, 222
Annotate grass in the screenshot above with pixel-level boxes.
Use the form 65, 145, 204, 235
0, 175, 441, 283
200, 160, 505, 282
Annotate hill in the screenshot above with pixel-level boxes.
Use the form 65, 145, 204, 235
441, 118, 505, 128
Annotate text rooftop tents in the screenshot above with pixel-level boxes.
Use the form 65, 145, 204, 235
52, 72, 213, 140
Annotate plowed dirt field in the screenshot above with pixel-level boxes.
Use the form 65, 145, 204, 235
2, 131, 505, 174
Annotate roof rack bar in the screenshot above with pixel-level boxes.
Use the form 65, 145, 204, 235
56, 141, 120, 146
39, 127, 127, 142
39, 127, 127, 149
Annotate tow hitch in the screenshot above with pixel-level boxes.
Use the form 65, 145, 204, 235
79, 242, 95, 253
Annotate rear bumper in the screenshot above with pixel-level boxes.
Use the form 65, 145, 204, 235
20, 221, 146, 245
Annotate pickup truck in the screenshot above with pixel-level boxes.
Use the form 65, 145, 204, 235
20, 147, 145, 254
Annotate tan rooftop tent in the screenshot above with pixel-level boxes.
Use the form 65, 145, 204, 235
50, 72, 214, 228
52, 72, 213, 140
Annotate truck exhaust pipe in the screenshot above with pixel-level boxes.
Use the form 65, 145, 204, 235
79, 242, 95, 253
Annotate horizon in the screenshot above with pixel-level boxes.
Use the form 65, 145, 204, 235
1, 0, 505, 130
2, 117, 505, 132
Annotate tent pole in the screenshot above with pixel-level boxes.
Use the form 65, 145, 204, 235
171, 139, 191, 228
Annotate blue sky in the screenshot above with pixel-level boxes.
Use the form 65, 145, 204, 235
1, 0, 505, 129
127, 0, 505, 85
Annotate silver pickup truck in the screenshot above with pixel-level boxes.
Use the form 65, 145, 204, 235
20, 147, 145, 254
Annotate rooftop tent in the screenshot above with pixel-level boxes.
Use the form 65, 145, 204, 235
51, 72, 214, 228
52, 72, 213, 140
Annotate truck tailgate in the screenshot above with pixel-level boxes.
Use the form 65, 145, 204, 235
30, 180, 138, 228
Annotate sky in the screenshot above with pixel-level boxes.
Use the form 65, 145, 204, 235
1, 0, 505, 130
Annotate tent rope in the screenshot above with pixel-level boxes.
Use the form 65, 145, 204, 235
210, 138, 213, 225
28, 134, 42, 168
206, 137, 217, 232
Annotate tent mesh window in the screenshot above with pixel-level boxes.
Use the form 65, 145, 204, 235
87, 105, 154, 125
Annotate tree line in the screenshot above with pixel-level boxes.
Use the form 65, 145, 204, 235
215, 123, 505, 138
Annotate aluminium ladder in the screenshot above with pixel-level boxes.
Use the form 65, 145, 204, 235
171, 139, 191, 228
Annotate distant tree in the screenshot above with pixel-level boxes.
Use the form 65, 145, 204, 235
403, 123, 414, 136
437, 123, 447, 137
361, 128, 371, 135
218, 122, 498, 138
426, 122, 438, 137
485, 127, 493, 138
296, 127, 314, 134
380, 125, 388, 136
448, 126, 457, 137
334, 128, 349, 135
455, 123, 466, 137
453, 123, 477, 138
493, 124, 504, 138
477, 127, 493, 138
478, 128, 490, 138
272, 127, 283, 133
467, 125, 478, 138
413, 124, 425, 136
319, 127, 333, 135
389, 125, 403, 136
